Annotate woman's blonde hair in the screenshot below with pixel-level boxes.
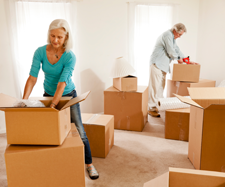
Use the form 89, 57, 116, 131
47, 19, 73, 52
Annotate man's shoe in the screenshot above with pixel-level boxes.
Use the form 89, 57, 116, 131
148, 110, 160, 117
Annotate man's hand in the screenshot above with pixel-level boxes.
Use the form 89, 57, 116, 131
189, 61, 199, 65
178, 59, 183, 64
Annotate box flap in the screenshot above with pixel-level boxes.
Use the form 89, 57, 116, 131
188, 87, 225, 100
105, 86, 147, 93
169, 167, 225, 185
60, 91, 90, 111
143, 172, 169, 187
0, 93, 18, 107
0, 107, 56, 112
204, 104, 225, 110
174, 94, 203, 109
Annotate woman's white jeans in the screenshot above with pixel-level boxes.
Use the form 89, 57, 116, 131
148, 64, 167, 110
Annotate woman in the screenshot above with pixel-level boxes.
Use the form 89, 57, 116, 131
22, 19, 99, 180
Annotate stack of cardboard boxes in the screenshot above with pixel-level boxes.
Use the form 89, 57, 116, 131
165, 64, 216, 141
104, 76, 148, 132
0, 92, 90, 187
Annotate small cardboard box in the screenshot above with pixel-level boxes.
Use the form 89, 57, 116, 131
82, 113, 114, 158
165, 108, 190, 141
0, 91, 90, 145
172, 64, 201, 83
5, 124, 85, 187
175, 87, 225, 172
143, 167, 225, 187
104, 86, 148, 132
113, 75, 137, 91
167, 79, 216, 97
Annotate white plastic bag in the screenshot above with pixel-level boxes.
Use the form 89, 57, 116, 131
13, 100, 45, 107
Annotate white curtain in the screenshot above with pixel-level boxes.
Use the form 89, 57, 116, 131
4, 0, 79, 98
128, 3, 178, 92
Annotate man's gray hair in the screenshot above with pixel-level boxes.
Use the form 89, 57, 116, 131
171, 23, 187, 33
47, 19, 73, 52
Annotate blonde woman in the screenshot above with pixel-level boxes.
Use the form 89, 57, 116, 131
23, 19, 99, 180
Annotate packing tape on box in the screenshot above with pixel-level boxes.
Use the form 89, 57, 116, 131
193, 152, 195, 166
84, 114, 101, 125
65, 109, 69, 137
157, 97, 190, 112
221, 166, 225, 172
178, 113, 186, 141
116, 117, 131, 130
175, 81, 180, 94
117, 92, 126, 100
117, 120, 121, 129
71, 130, 79, 137
218, 80, 225, 87
126, 116, 131, 130
159, 111, 166, 122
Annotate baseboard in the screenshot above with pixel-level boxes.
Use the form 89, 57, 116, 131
0, 128, 6, 134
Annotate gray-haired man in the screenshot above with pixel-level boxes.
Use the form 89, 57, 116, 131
148, 23, 196, 117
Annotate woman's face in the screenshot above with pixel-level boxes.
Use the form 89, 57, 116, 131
50, 28, 68, 49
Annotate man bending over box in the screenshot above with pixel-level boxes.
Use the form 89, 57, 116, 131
148, 23, 198, 117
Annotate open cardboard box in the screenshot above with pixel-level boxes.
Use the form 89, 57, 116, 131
172, 64, 201, 83
144, 167, 225, 187
113, 75, 137, 92
0, 91, 90, 145
174, 87, 225, 172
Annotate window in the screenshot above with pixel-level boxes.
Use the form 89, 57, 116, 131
128, 3, 178, 95
5, 0, 75, 97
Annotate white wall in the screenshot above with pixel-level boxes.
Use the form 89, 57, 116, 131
76, 0, 200, 113
0, 0, 201, 132
197, 0, 225, 85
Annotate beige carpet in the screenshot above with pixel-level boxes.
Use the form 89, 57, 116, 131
0, 116, 194, 187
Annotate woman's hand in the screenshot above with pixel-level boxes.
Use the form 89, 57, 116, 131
23, 75, 37, 99
50, 103, 56, 108
50, 82, 66, 108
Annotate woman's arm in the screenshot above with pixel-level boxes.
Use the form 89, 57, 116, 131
50, 82, 66, 108
22, 75, 37, 99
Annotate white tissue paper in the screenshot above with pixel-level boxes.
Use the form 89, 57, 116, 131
157, 96, 190, 122
110, 57, 135, 78
13, 100, 45, 107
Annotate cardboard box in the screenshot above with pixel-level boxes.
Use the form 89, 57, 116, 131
144, 167, 225, 187
0, 91, 90, 145
113, 75, 137, 91
5, 124, 85, 187
175, 87, 225, 172
172, 64, 201, 83
167, 79, 216, 97
82, 113, 114, 158
165, 108, 190, 141
104, 86, 148, 131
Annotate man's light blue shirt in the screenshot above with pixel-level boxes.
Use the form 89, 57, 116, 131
29, 45, 76, 96
150, 29, 185, 73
